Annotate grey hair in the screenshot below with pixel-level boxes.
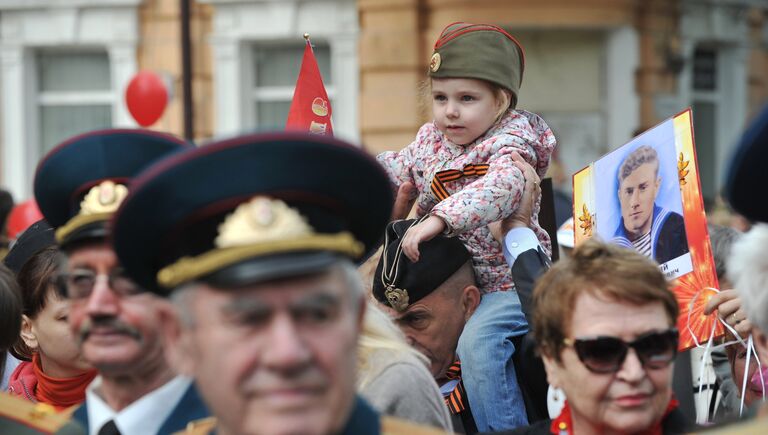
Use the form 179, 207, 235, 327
708, 224, 742, 281
618, 145, 659, 183
729, 224, 768, 334
169, 257, 366, 328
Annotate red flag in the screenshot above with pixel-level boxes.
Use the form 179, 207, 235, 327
286, 37, 333, 135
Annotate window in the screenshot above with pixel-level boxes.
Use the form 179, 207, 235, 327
36, 50, 114, 154
250, 43, 333, 130
691, 46, 718, 204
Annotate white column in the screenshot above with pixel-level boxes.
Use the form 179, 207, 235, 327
0, 46, 30, 199
605, 26, 639, 148
716, 46, 748, 186
210, 39, 244, 137
330, 32, 358, 143
108, 43, 138, 127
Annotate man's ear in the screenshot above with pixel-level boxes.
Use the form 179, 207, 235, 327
461, 285, 481, 322
159, 302, 196, 377
19, 315, 38, 351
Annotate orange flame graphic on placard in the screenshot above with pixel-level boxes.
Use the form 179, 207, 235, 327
672, 110, 722, 350
578, 203, 593, 237
678, 152, 690, 187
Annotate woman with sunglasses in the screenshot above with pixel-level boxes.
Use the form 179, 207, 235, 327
4, 220, 96, 410
494, 239, 688, 434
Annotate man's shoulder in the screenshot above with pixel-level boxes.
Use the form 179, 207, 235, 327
0, 393, 84, 434
381, 416, 452, 434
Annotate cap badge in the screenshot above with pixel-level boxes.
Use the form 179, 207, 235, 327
80, 181, 128, 215
430, 52, 442, 72
216, 196, 313, 249
385, 286, 409, 312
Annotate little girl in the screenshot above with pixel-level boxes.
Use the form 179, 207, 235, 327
377, 22, 556, 431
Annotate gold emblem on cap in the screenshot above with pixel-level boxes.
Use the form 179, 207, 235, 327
158, 196, 365, 288
216, 196, 313, 248
55, 180, 129, 243
385, 286, 409, 312
430, 52, 442, 73
81, 180, 128, 215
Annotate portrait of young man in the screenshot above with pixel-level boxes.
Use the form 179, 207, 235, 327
610, 145, 689, 265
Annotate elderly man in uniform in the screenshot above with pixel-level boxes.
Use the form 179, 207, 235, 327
372, 157, 551, 433
34, 130, 210, 435
109, 132, 446, 435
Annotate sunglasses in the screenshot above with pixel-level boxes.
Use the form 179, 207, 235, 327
563, 328, 678, 374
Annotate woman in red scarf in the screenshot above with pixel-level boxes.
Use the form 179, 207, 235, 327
493, 240, 689, 435
4, 220, 96, 411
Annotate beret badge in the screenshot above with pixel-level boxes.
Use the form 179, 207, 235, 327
379, 217, 429, 312
384, 286, 409, 312
429, 52, 441, 73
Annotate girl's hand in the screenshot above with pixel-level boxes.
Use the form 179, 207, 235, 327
402, 216, 446, 262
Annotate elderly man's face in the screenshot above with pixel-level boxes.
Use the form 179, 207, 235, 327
618, 162, 661, 240
381, 280, 479, 379
66, 242, 169, 375
167, 265, 364, 435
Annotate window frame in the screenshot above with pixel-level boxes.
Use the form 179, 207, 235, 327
244, 40, 336, 131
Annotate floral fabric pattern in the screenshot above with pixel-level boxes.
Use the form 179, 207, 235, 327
377, 109, 556, 294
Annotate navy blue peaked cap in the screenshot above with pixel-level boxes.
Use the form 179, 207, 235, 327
33, 129, 191, 247
112, 131, 394, 295
725, 104, 768, 222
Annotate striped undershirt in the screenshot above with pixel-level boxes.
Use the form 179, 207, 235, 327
632, 231, 652, 257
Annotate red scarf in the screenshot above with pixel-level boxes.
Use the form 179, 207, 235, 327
32, 353, 97, 411
550, 397, 679, 435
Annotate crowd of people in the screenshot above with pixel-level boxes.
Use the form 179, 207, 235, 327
0, 20, 766, 435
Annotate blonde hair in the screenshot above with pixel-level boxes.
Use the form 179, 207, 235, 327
356, 302, 429, 389
421, 79, 512, 126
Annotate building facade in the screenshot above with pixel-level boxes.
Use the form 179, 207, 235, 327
0, 0, 765, 206
358, 0, 768, 203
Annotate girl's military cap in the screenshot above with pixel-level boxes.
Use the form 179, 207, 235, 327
429, 22, 525, 108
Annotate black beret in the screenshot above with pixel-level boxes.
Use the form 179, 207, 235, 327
33, 129, 191, 247
112, 131, 394, 295
372, 218, 471, 311
3, 220, 56, 274
725, 104, 768, 222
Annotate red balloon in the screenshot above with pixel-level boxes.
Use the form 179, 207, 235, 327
6, 199, 43, 240
125, 71, 168, 127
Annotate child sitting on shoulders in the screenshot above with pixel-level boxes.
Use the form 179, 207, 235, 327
376, 22, 556, 431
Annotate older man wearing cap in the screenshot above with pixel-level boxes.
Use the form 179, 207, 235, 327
373, 159, 551, 433
110, 132, 446, 435
33, 129, 209, 435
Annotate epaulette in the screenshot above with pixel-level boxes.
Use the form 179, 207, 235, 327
0, 393, 74, 433
381, 416, 452, 435
172, 416, 217, 435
